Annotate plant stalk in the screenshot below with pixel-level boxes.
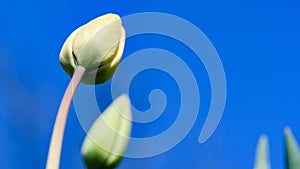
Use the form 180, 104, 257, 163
46, 66, 86, 169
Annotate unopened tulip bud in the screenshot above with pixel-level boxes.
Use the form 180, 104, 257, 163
81, 94, 131, 169
59, 13, 125, 84
254, 135, 270, 169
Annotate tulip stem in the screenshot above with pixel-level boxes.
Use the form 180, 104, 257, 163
46, 66, 86, 169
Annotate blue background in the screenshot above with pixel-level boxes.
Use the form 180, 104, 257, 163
1, 0, 300, 168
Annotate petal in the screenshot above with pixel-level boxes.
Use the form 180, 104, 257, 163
73, 14, 122, 68
59, 26, 82, 76
80, 27, 126, 85
110, 27, 126, 68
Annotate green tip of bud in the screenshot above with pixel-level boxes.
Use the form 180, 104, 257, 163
59, 13, 126, 85
81, 94, 132, 169
254, 135, 271, 169
284, 127, 300, 169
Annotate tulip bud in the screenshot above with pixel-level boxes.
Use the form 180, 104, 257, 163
253, 135, 271, 169
59, 13, 126, 84
81, 94, 131, 169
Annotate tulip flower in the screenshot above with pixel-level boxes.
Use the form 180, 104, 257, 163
46, 13, 126, 169
59, 13, 126, 84
82, 94, 132, 169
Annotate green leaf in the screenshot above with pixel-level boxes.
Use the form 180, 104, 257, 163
254, 135, 271, 169
285, 127, 300, 169
81, 94, 132, 169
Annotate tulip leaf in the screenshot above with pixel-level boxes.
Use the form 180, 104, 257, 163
285, 127, 300, 169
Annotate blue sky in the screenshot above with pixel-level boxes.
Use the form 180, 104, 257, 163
1, 0, 300, 169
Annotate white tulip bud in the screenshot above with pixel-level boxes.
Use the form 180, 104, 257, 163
81, 94, 131, 169
59, 13, 125, 84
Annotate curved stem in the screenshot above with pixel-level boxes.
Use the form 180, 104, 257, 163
46, 66, 86, 169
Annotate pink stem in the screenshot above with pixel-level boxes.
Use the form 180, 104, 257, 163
46, 66, 86, 169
